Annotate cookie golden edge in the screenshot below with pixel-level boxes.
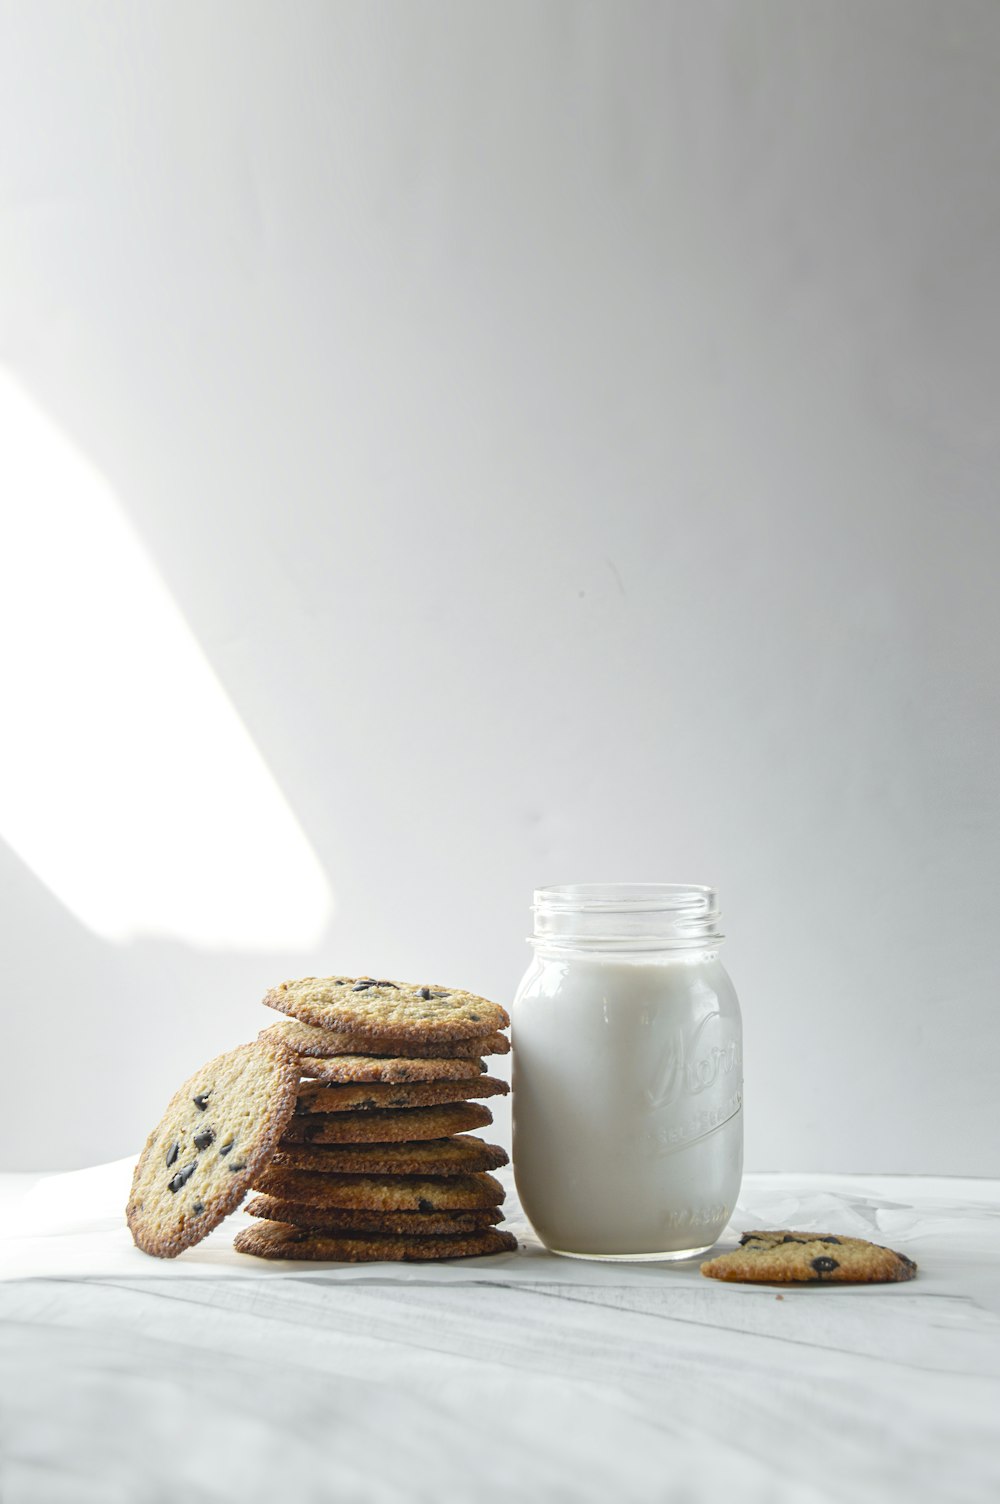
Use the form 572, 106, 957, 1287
260, 1017, 509, 1060
126, 1039, 299, 1259
293, 1076, 509, 1112
270, 1134, 510, 1176
700, 1229, 918, 1285
262, 976, 510, 1042
281, 1100, 493, 1144
245, 1195, 503, 1235
250, 1166, 506, 1211
234, 1219, 518, 1262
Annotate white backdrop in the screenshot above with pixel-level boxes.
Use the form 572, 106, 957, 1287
1, 1, 997, 1174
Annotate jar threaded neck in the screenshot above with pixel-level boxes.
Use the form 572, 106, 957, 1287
531, 883, 722, 952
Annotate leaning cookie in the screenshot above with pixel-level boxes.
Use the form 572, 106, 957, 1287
234, 1219, 518, 1262
261, 1017, 509, 1059
262, 976, 509, 1042
700, 1230, 917, 1285
126, 1040, 298, 1258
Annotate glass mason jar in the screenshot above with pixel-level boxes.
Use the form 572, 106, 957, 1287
512, 884, 743, 1260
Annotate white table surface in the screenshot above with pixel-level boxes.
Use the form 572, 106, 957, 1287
0, 1165, 997, 1504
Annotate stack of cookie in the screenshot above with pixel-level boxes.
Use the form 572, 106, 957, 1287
233, 976, 517, 1263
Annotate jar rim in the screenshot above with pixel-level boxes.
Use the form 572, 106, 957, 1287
535, 882, 715, 911
531, 883, 723, 950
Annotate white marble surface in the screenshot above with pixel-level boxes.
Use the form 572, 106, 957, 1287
0, 1169, 998, 1503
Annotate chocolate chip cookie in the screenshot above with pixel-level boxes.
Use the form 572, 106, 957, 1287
126, 1040, 298, 1258
260, 1017, 509, 1059
234, 1219, 517, 1262
262, 976, 509, 1042
250, 1167, 506, 1211
245, 1196, 502, 1236
281, 1101, 492, 1145
701, 1230, 918, 1285
293, 1076, 509, 1114
271, 1135, 509, 1177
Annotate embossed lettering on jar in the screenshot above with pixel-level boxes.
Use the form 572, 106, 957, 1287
512, 884, 743, 1260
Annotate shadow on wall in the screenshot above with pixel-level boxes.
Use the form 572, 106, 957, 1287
0, 369, 336, 1169
0, 836, 343, 1172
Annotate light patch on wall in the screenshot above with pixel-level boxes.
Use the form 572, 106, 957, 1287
0, 369, 333, 949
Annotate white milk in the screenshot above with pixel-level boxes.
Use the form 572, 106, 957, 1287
512, 888, 743, 1260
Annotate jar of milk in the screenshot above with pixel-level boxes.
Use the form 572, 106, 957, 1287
512, 884, 743, 1260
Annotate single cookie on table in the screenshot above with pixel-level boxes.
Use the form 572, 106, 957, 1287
294, 1076, 509, 1114
282, 1101, 493, 1145
700, 1230, 918, 1285
272, 1134, 509, 1177
234, 1219, 518, 1263
261, 1017, 509, 1060
126, 1040, 298, 1259
251, 1166, 505, 1211
245, 1195, 502, 1236
262, 976, 509, 1042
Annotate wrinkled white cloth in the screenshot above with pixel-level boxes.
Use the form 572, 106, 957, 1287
1, 1168, 998, 1504
1, 1161, 998, 1304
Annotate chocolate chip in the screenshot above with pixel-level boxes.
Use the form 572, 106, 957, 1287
417, 1198, 434, 1212
227, 1162, 246, 1172
218, 1140, 235, 1156
811, 1256, 839, 1274
352, 980, 374, 992
192, 1092, 211, 1111
419, 987, 431, 1000
168, 1162, 197, 1193
192, 1202, 204, 1216
819, 1237, 842, 1245
193, 1127, 215, 1152
165, 1142, 179, 1168
469, 1013, 479, 1021
360, 1098, 378, 1109
376, 980, 398, 988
